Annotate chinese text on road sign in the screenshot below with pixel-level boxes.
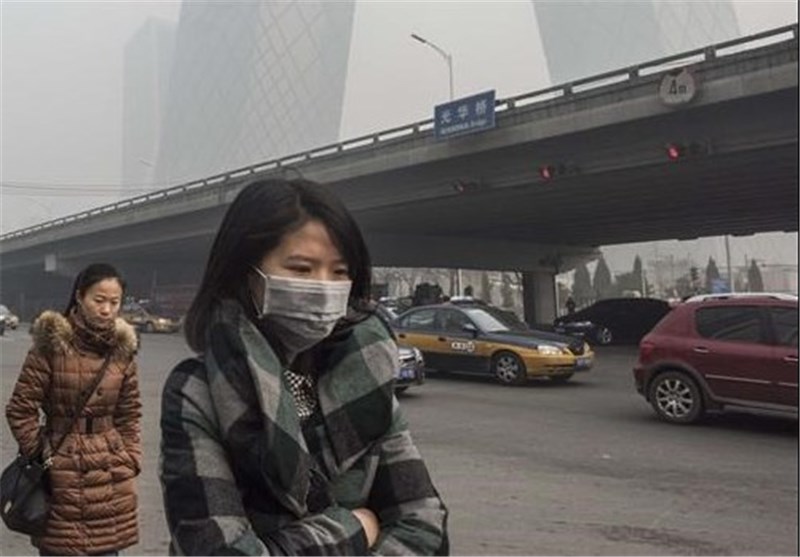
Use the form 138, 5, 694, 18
435, 90, 496, 140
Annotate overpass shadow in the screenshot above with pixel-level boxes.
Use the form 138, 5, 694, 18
422, 369, 597, 389
701, 410, 798, 437
625, 407, 799, 437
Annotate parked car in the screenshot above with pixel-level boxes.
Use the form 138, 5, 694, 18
374, 303, 426, 393
0, 304, 20, 330
120, 304, 181, 333
633, 294, 798, 424
393, 301, 593, 385
554, 297, 671, 345
396, 346, 426, 393
684, 292, 798, 303
375, 303, 399, 327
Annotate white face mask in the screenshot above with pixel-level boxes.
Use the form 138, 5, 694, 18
252, 267, 352, 360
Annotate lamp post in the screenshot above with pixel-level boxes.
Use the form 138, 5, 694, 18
724, 234, 735, 292
410, 33, 454, 101
411, 32, 462, 294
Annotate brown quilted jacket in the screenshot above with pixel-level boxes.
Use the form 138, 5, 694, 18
5, 310, 142, 555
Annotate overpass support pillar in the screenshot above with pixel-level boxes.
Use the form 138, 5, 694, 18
521, 270, 557, 328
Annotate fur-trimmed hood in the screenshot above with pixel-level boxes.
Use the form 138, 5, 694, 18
31, 310, 138, 358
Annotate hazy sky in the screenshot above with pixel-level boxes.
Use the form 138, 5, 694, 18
1, 0, 797, 271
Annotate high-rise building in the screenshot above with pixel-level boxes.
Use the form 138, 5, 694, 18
122, 17, 176, 190
124, 1, 741, 190
532, 0, 740, 85
151, 1, 356, 186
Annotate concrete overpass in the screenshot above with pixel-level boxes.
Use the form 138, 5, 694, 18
1, 25, 797, 323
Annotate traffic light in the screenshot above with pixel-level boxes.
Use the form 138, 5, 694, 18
666, 143, 685, 161
452, 179, 483, 194
538, 163, 571, 181
665, 141, 710, 161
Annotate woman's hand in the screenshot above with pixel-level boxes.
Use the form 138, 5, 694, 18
352, 507, 380, 547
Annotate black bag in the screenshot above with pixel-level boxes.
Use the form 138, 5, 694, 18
1, 353, 112, 536
0, 454, 52, 535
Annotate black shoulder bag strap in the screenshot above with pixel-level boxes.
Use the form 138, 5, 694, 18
44, 353, 113, 468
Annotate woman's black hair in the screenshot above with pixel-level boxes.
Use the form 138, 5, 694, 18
64, 263, 127, 316
184, 178, 373, 353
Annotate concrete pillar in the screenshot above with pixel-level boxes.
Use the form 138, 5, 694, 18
521, 270, 557, 328
44, 253, 82, 278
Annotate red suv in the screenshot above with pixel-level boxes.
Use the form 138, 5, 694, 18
633, 294, 798, 424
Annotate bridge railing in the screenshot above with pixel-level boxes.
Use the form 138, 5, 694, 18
2, 24, 796, 243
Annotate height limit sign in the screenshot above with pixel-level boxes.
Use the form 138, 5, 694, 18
659, 68, 698, 106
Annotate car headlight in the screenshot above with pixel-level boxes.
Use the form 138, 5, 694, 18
412, 347, 424, 364
537, 344, 563, 356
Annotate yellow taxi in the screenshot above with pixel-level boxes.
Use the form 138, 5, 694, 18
392, 302, 593, 385
120, 304, 181, 334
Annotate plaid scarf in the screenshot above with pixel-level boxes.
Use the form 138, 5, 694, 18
69, 306, 117, 354
204, 299, 395, 517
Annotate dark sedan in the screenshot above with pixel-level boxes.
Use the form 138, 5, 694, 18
375, 303, 426, 393
554, 297, 671, 345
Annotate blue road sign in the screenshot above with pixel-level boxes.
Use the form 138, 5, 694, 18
434, 90, 496, 140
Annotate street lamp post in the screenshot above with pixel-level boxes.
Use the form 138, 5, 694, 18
410, 33, 454, 101
411, 32, 462, 294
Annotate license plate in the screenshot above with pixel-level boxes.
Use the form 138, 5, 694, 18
399, 367, 415, 379
574, 357, 591, 369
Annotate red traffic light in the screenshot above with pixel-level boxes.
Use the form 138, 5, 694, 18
538, 163, 574, 181
665, 141, 709, 161
666, 143, 685, 161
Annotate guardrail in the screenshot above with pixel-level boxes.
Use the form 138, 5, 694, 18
2, 24, 796, 242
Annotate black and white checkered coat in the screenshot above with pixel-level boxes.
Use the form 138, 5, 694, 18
159, 300, 448, 555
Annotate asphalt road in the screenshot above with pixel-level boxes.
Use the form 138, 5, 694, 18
1, 326, 797, 556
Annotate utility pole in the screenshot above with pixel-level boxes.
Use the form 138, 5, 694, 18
410, 33, 454, 101
724, 235, 734, 292
410, 32, 461, 294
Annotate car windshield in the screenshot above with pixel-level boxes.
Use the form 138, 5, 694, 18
0, 304, 9, 315
380, 306, 398, 320
461, 307, 528, 333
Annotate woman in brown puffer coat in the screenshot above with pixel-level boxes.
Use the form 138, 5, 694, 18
6, 263, 141, 556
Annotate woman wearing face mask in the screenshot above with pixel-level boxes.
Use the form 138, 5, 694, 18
159, 178, 449, 556
6, 263, 142, 556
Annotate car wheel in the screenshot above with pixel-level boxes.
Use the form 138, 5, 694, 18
595, 326, 613, 345
648, 371, 704, 424
492, 351, 527, 386
548, 373, 574, 384
144, 321, 155, 333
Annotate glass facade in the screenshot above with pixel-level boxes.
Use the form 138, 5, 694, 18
151, 1, 356, 186
653, 0, 740, 54
532, 1, 740, 85
124, 1, 741, 188
122, 18, 176, 191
